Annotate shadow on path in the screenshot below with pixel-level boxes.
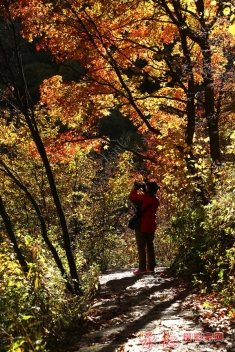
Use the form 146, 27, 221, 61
77, 268, 206, 352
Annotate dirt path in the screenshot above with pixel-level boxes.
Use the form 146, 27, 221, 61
76, 268, 235, 352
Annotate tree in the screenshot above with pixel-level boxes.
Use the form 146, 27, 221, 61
0, 11, 81, 294
9, 0, 235, 170
1, 0, 235, 292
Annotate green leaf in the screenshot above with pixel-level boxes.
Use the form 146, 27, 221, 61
22, 315, 34, 320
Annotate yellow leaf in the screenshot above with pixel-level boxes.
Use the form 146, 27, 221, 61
229, 26, 235, 35
223, 7, 230, 16
230, 132, 235, 140
34, 277, 39, 290
229, 14, 235, 35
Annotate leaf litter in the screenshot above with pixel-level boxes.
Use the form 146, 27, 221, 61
77, 268, 235, 351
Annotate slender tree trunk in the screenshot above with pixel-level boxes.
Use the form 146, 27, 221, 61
202, 43, 221, 164
179, 30, 196, 151
0, 196, 29, 274
0, 161, 74, 294
170, 0, 221, 164
4, 16, 81, 295
23, 112, 81, 294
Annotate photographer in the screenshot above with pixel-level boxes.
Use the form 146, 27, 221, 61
129, 180, 160, 275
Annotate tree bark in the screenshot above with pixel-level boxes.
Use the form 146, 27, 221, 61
23, 112, 81, 294
202, 42, 221, 164
0, 14, 81, 295
0, 196, 29, 274
0, 161, 74, 294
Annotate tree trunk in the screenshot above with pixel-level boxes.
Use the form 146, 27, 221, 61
202, 45, 221, 164
0, 196, 29, 274
24, 111, 81, 294
5, 16, 81, 295
0, 161, 74, 294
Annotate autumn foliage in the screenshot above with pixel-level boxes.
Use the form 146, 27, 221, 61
1, 0, 235, 350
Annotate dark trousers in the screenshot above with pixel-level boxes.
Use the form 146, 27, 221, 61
135, 229, 156, 271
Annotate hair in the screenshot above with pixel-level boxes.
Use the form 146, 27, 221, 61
146, 181, 160, 194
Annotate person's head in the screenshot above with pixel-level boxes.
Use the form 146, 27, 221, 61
146, 181, 160, 195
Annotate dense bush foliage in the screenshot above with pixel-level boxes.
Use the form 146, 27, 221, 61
1, 0, 235, 350
169, 163, 235, 304
0, 241, 97, 352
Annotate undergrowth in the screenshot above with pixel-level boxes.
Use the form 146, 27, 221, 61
169, 165, 235, 306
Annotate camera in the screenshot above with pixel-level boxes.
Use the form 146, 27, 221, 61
134, 181, 146, 191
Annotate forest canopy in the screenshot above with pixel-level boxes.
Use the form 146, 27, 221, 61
1, 0, 235, 350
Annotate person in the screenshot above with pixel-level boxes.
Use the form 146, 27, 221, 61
129, 180, 160, 275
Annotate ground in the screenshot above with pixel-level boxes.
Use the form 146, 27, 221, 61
75, 267, 235, 352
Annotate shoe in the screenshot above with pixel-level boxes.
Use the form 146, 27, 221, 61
146, 269, 154, 274
133, 269, 146, 275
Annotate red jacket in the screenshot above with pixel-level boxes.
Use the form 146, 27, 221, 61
129, 189, 160, 233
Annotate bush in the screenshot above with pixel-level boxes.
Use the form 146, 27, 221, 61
0, 242, 99, 352
169, 165, 235, 303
